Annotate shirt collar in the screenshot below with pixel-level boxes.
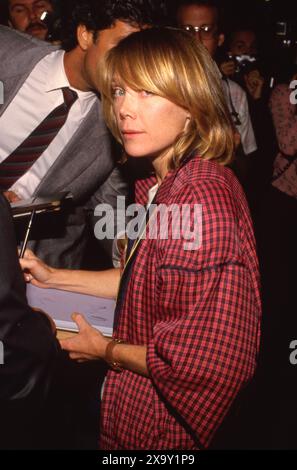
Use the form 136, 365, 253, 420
135, 153, 199, 205
45, 50, 96, 109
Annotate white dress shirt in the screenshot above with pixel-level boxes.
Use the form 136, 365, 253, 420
222, 77, 257, 156
0, 50, 96, 198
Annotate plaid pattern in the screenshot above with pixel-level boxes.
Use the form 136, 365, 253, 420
100, 155, 261, 450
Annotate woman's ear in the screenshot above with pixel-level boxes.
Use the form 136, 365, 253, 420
184, 115, 192, 131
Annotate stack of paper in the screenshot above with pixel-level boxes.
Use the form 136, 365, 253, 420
26, 284, 115, 337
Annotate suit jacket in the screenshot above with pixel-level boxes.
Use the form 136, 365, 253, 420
0, 194, 60, 448
0, 26, 127, 268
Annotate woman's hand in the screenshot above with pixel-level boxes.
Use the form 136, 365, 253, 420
19, 249, 55, 288
59, 313, 109, 362
61, 314, 149, 375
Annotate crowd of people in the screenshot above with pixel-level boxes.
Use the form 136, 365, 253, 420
0, 0, 296, 450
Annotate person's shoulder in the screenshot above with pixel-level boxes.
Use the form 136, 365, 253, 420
224, 77, 248, 108
185, 155, 235, 187
225, 77, 245, 95
180, 156, 246, 208
0, 25, 55, 53
270, 83, 290, 100
273, 83, 289, 92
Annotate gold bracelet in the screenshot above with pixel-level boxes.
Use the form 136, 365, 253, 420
105, 338, 124, 372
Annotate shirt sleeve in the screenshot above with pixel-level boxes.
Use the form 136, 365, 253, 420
269, 84, 297, 156
237, 87, 258, 155
146, 181, 261, 447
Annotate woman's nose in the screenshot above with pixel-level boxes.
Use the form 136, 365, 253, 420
119, 95, 137, 120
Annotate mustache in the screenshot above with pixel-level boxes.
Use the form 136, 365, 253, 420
26, 21, 47, 32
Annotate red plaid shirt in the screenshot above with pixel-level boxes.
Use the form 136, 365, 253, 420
100, 155, 261, 450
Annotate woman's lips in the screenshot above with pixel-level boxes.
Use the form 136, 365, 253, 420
121, 130, 145, 138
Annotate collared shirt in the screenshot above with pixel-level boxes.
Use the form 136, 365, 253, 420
222, 77, 257, 155
0, 50, 96, 198
100, 155, 261, 450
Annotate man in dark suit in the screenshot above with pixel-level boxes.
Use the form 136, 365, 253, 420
0, 0, 167, 269
0, 193, 60, 448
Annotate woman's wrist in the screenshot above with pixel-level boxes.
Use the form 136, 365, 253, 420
41, 266, 61, 288
45, 267, 81, 290
104, 338, 124, 371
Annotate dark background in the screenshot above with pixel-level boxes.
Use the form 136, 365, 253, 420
62, 0, 297, 73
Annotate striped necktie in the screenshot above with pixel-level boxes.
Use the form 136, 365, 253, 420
0, 87, 78, 192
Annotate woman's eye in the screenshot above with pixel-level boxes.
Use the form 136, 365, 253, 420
112, 88, 125, 98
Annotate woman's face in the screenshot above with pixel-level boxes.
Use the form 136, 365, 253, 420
112, 83, 190, 162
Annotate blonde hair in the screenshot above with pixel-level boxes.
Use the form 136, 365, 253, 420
100, 27, 235, 168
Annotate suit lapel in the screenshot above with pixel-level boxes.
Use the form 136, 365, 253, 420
33, 100, 111, 196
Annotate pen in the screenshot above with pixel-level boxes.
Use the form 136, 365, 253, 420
19, 209, 36, 258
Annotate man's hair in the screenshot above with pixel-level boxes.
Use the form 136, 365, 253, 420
62, 0, 168, 51
101, 27, 234, 167
176, 0, 225, 33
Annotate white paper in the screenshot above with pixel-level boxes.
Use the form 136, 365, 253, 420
26, 284, 115, 337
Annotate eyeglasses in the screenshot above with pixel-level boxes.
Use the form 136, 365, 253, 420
181, 24, 217, 39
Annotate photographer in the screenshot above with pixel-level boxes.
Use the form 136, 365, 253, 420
176, 1, 257, 157
218, 27, 277, 210
219, 27, 268, 103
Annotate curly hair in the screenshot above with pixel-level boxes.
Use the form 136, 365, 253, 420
62, 0, 168, 51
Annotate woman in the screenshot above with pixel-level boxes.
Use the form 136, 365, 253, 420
21, 28, 261, 450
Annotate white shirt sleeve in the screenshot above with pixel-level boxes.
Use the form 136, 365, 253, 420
237, 88, 258, 155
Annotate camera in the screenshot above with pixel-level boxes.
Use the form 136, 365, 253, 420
234, 54, 257, 71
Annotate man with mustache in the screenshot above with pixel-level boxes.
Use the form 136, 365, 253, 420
3, 0, 54, 41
